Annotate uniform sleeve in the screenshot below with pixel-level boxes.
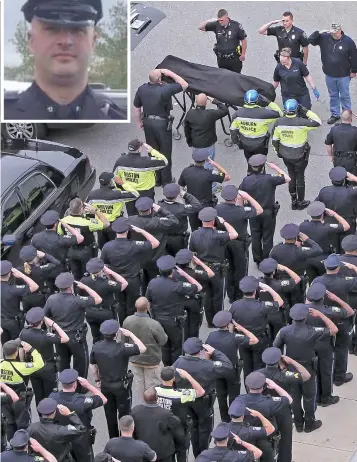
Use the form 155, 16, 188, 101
88, 218, 105, 232
177, 172, 186, 187
273, 66, 281, 82
268, 396, 290, 416
82, 395, 104, 410
211, 350, 234, 378
179, 388, 197, 404
132, 240, 153, 255
250, 426, 268, 439
122, 343, 141, 357
270, 174, 286, 186
205, 22, 217, 32
160, 83, 183, 101
266, 26, 277, 37
282, 369, 304, 385
327, 306, 349, 319
327, 223, 345, 234
141, 441, 157, 461
214, 231, 230, 245
261, 301, 280, 315
299, 30, 309, 47
243, 206, 258, 220
324, 129, 334, 146
9, 284, 30, 297
237, 24, 247, 40
76, 295, 96, 308
236, 451, 255, 462
210, 171, 225, 184
298, 60, 309, 77
106, 280, 123, 294
273, 329, 285, 349
44, 332, 61, 346
278, 278, 297, 293
59, 234, 78, 248
234, 333, 250, 348
175, 282, 199, 297
312, 327, 331, 343
133, 88, 142, 108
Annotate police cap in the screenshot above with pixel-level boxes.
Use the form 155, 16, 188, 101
163, 183, 180, 198
306, 201, 325, 217
262, 347, 282, 365
100, 319, 119, 335
0, 260, 12, 275
307, 282, 326, 301
55, 272, 74, 289
341, 234, 357, 252
99, 172, 114, 185
22, 0, 103, 26
228, 399, 246, 417
239, 275, 259, 292
19, 245, 38, 262
221, 185, 238, 201
86, 257, 104, 274
9, 429, 30, 449
198, 207, 217, 222
175, 249, 193, 265
323, 253, 340, 269
248, 154, 267, 167
210, 423, 231, 440
259, 258, 278, 274
58, 368, 79, 384
157, 255, 176, 271
40, 210, 60, 226
183, 337, 202, 355
128, 139, 143, 152
192, 147, 211, 162
213, 311, 232, 328
161, 366, 175, 381
111, 217, 130, 233
329, 166, 347, 182
2, 339, 22, 357
94, 454, 113, 462
135, 197, 153, 211
26, 307, 45, 324
280, 223, 299, 240
245, 371, 266, 389
290, 303, 309, 320
37, 398, 58, 415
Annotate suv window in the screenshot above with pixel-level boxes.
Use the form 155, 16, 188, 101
18, 174, 55, 216
1, 191, 26, 236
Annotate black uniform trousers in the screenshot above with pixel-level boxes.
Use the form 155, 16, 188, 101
97, 227, 117, 250
282, 155, 309, 202
184, 299, 203, 339
333, 153, 357, 177
188, 393, 215, 458
315, 340, 334, 404
160, 321, 183, 366
101, 380, 131, 439
86, 307, 116, 344
68, 247, 96, 281
239, 333, 270, 382
143, 117, 173, 186
334, 329, 350, 383
71, 432, 93, 462
249, 210, 276, 264
276, 405, 293, 462
166, 234, 187, 257
30, 362, 57, 407
290, 363, 316, 427
1, 318, 22, 345
57, 335, 89, 381
226, 239, 248, 303
215, 366, 241, 423
125, 189, 155, 217
116, 275, 142, 325
242, 144, 269, 173
141, 264, 160, 296
217, 56, 242, 73
203, 264, 225, 326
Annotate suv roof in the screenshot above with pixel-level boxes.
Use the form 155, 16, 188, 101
1, 154, 38, 195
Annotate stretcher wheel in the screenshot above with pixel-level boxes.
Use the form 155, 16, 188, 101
173, 131, 181, 140
224, 138, 233, 147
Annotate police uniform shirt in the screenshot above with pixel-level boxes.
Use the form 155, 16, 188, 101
158, 193, 202, 234
90, 339, 140, 383
104, 436, 156, 462
1, 281, 30, 318
267, 26, 309, 56
0, 450, 45, 462
257, 277, 296, 324
173, 267, 210, 289
273, 58, 310, 97
196, 446, 254, 462
306, 302, 349, 332
58, 214, 104, 247
20, 327, 61, 363
206, 330, 249, 366
44, 292, 95, 332
215, 202, 257, 235
315, 185, 357, 220
269, 239, 323, 275
189, 228, 230, 263
258, 365, 304, 393
325, 123, 357, 152
87, 185, 138, 221
313, 274, 357, 304
230, 298, 280, 335
178, 165, 225, 204
133, 82, 183, 117
228, 421, 267, 450
239, 173, 285, 210
79, 275, 122, 308
32, 230, 78, 264
16, 254, 61, 291
234, 394, 290, 426
205, 20, 247, 54
101, 239, 152, 278
299, 220, 344, 254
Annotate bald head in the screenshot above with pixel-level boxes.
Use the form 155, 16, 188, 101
196, 93, 208, 106
149, 69, 162, 83
135, 297, 149, 313
143, 387, 157, 404
341, 110, 353, 124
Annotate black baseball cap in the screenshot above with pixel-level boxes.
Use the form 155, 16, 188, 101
128, 139, 143, 152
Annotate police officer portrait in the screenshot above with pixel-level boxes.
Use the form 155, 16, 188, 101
2, 0, 128, 120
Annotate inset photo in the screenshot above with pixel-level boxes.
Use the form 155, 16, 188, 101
2, 0, 128, 121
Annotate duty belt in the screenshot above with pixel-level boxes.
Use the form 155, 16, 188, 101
217, 51, 238, 59
144, 114, 169, 120
71, 244, 95, 250
333, 150, 357, 158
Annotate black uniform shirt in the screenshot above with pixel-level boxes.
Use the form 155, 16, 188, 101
233, 393, 290, 426
32, 230, 77, 264
133, 82, 183, 117
20, 327, 61, 362
79, 275, 122, 308
315, 185, 357, 219
228, 421, 267, 450
230, 298, 279, 335
325, 123, 357, 152
258, 365, 304, 393
257, 276, 296, 324
270, 239, 323, 275
16, 254, 61, 291
189, 228, 230, 262
299, 220, 344, 254
158, 193, 202, 235
196, 445, 253, 462
44, 293, 95, 332
104, 436, 156, 462
313, 273, 357, 304
273, 58, 310, 97
0, 450, 46, 461
206, 329, 249, 366
306, 301, 350, 335
178, 165, 225, 204
267, 26, 309, 56
1, 281, 30, 318
239, 173, 285, 210
215, 203, 257, 236
90, 339, 140, 383
205, 20, 247, 54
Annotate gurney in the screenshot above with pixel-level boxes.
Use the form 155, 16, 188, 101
156, 55, 276, 146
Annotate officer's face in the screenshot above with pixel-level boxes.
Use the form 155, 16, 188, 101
217, 15, 229, 26
279, 54, 290, 66
331, 30, 342, 40
282, 15, 293, 29
28, 19, 97, 83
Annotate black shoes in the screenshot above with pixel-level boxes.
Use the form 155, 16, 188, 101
304, 420, 322, 433
321, 396, 340, 407
290, 193, 298, 210
327, 115, 340, 124
295, 424, 304, 433
334, 372, 353, 386
297, 200, 310, 210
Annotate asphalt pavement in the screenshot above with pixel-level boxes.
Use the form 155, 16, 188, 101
44, 1, 357, 460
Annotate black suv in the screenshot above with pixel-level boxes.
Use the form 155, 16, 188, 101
1, 138, 96, 265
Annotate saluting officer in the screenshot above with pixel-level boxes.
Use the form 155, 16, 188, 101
258, 11, 309, 63
239, 155, 290, 265
1, 429, 57, 462
58, 198, 109, 280
173, 337, 233, 458
50, 369, 107, 462
87, 172, 139, 249
216, 185, 263, 302
101, 217, 160, 324
112, 140, 168, 216
44, 272, 102, 382
133, 70, 188, 186
273, 303, 338, 433
158, 183, 202, 256
79, 258, 128, 343
206, 311, 259, 423
230, 276, 284, 379
190, 207, 238, 327
20, 307, 69, 406
1, 261, 39, 345
89, 320, 146, 439
146, 255, 202, 365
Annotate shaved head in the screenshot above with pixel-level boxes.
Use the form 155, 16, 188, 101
143, 387, 157, 404
135, 297, 149, 312
341, 110, 353, 123
196, 93, 207, 106
149, 69, 162, 83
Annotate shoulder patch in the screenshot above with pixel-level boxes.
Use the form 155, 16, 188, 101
15, 285, 26, 289
234, 333, 245, 338
345, 277, 353, 280
301, 247, 310, 251
195, 270, 204, 275
34, 457, 45, 461
108, 280, 117, 286
63, 235, 72, 239
265, 302, 273, 306
252, 427, 261, 431
244, 207, 252, 211
181, 389, 191, 395
124, 343, 133, 347
272, 397, 281, 401
314, 327, 324, 331
329, 224, 339, 228
67, 424, 78, 431
46, 332, 56, 337
79, 296, 89, 300
90, 218, 99, 224
25, 362, 34, 368
217, 230, 226, 234
281, 280, 290, 287
294, 373, 299, 378
285, 371, 294, 376
40, 264, 50, 268
183, 282, 192, 287
135, 241, 145, 245
84, 397, 93, 404
185, 205, 193, 208
331, 307, 341, 313
213, 361, 223, 367
238, 451, 247, 455
160, 218, 169, 221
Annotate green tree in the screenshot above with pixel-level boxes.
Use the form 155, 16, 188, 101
4, 19, 34, 81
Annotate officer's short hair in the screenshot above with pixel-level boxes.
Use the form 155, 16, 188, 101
217, 9, 228, 18
251, 165, 264, 173
280, 47, 292, 56
242, 291, 255, 297
311, 214, 324, 220
103, 334, 116, 340
283, 11, 293, 19
69, 197, 83, 215
119, 415, 134, 432
159, 269, 173, 278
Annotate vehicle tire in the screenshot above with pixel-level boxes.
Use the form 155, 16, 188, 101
1, 123, 47, 140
